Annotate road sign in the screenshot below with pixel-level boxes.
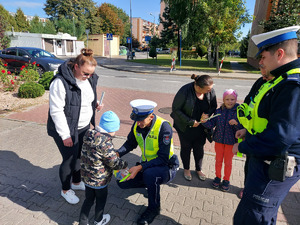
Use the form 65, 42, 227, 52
127, 37, 132, 44
145, 36, 151, 42
107, 33, 113, 40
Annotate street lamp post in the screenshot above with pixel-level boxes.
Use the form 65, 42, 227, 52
130, 0, 133, 59
149, 13, 155, 36
150, 13, 156, 62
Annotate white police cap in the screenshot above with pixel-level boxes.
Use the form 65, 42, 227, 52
130, 99, 157, 121
252, 26, 300, 57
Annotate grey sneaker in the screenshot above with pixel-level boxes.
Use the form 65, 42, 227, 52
94, 214, 110, 225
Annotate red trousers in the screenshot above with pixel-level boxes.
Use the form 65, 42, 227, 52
215, 142, 234, 181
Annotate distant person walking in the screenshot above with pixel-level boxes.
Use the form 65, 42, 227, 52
171, 74, 217, 181
47, 48, 103, 204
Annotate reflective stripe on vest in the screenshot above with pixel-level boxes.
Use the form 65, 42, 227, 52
133, 115, 174, 162
238, 68, 300, 135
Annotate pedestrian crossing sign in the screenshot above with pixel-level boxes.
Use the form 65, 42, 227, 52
107, 33, 113, 40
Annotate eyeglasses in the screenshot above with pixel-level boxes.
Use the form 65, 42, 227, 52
82, 72, 93, 77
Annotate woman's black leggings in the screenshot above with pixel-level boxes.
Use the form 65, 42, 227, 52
177, 129, 206, 171
79, 186, 108, 225
53, 126, 89, 190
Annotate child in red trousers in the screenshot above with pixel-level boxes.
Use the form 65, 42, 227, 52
201, 89, 242, 191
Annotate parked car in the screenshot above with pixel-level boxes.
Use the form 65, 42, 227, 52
0, 47, 65, 75
157, 48, 170, 54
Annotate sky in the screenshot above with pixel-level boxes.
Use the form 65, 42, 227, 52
0, 0, 255, 40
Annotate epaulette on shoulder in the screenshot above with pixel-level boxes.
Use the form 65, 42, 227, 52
286, 73, 300, 83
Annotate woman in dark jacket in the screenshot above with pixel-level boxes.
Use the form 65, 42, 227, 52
171, 74, 217, 181
47, 48, 103, 204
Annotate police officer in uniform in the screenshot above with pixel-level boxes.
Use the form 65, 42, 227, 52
117, 99, 179, 225
232, 26, 300, 224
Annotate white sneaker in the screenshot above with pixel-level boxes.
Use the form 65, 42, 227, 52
71, 181, 85, 191
94, 214, 110, 225
61, 190, 79, 204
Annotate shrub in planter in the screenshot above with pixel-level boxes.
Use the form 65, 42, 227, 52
38, 71, 54, 90
18, 82, 45, 98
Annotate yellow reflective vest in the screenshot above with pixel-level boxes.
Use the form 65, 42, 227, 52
133, 116, 174, 162
238, 68, 300, 135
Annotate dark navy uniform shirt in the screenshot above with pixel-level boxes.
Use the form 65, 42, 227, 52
239, 58, 300, 164
118, 114, 173, 170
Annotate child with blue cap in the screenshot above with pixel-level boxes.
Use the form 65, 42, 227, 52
79, 111, 128, 225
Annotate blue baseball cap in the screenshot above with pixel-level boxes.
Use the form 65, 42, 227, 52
252, 26, 300, 57
99, 111, 120, 132
130, 99, 157, 121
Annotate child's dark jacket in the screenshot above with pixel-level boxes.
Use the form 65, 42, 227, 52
81, 129, 128, 188
202, 103, 242, 145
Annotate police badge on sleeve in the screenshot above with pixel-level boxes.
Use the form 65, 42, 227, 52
163, 134, 171, 145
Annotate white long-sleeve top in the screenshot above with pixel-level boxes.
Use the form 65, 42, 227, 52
49, 78, 94, 140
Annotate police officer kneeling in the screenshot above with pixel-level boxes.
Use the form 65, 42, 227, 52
117, 99, 179, 225
232, 26, 300, 225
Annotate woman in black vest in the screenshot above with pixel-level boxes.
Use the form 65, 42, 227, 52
47, 49, 102, 204
171, 74, 217, 181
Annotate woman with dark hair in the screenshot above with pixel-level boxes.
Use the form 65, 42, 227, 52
47, 48, 103, 204
171, 74, 217, 181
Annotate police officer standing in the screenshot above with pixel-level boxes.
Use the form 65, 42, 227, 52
117, 99, 179, 225
232, 26, 300, 224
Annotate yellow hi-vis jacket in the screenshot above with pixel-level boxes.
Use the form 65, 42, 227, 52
237, 68, 300, 135
133, 116, 174, 162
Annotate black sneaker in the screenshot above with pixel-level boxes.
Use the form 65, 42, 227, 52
211, 177, 221, 189
137, 207, 160, 225
220, 180, 230, 192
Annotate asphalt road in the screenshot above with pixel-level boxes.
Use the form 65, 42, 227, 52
94, 66, 255, 101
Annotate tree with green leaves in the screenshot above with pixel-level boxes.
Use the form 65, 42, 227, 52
160, 6, 177, 48
14, 8, 30, 32
163, 0, 250, 70
240, 31, 250, 58
260, 0, 300, 32
106, 3, 130, 46
0, 14, 10, 49
44, 0, 97, 39
43, 20, 56, 34
132, 37, 141, 49
0, 4, 17, 32
30, 16, 44, 33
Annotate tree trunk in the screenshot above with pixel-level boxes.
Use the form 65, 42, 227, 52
208, 42, 213, 67
216, 43, 219, 72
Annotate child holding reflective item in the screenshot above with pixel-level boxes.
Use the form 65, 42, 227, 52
201, 89, 242, 191
79, 111, 128, 225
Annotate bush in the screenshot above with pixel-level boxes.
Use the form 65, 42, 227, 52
38, 71, 54, 90
18, 82, 45, 98
182, 50, 198, 59
196, 45, 208, 59
149, 46, 157, 58
19, 68, 39, 82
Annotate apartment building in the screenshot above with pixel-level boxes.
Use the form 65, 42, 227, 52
9, 12, 48, 24
132, 17, 159, 48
